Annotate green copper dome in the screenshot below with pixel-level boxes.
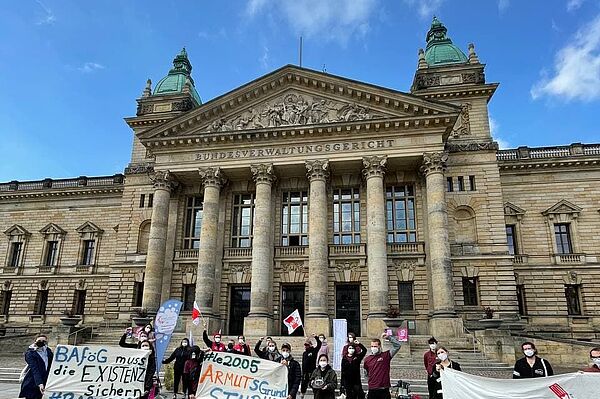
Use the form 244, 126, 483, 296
154, 48, 202, 104
424, 17, 468, 67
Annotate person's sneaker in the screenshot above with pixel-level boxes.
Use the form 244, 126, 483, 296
300, 394, 304, 399
173, 394, 178, 399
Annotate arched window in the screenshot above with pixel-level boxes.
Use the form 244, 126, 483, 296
137, 220, 151, 254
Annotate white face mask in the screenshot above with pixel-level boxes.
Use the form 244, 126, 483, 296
214, 337, 221, 343
319, 337, 325, 342
347, 348, 355, 356
141, 346, 151, 351
239, 339, 245, 344
348, 337, 354, 343
191, 353, 197, 359
437, 353, 448, 361
592, 358, 600, 366
429, 344, 437, 350
145, 327, 151, 332
139, 336, 148, 342
268, 346, 276, 352
319, 361, 327, 368
370, 347, 379, 355
524, 349, 535, 357
282, 351, 290, 358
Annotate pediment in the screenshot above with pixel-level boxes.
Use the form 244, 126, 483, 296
138, 65, 460, 140
76, 221, 103, 235
39, 223, 66, 236
4, 224, 30, 237
542, 200, 582, 216
504, 202, 526, 216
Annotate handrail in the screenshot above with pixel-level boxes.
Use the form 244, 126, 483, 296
463, 325, 478, 355
66, 325, 94, 345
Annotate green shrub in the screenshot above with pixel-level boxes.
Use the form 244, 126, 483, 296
163, 363, 174, 391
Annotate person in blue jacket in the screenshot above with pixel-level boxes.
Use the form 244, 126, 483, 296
19, 334, 53, 399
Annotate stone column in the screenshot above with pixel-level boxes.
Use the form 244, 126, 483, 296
305, 160, 330, 334
142, 170, 177, 313
420, 152, 461, 337
244, 164, 276, 336
195, 167, 226, 329
363, 156, 389, 336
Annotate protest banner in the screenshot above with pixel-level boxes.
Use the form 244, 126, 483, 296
154, 299, 183, 374
440, 367, 600, 399
195, 351, 288, 399
332, 319, 347, 371
44, 344, 150, 399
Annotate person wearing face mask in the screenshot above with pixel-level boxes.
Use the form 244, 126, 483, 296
309, 354, 337, 399
19, 334, 53, 399
363, 332, 401, 399
233, 335, 252, 356
143, 324, 156, 343
315, 334, 329, 368
202, 326, 226, 352
300, 334, 322, 399
226, 339, 236, 353
512, 341, 553, 379
280, 343, 302, 399
582, 347, 600, 372
342, 332, 362, 358
162, 338, 192, 399
431, 347, 461, 399
140, 341, 157, 399
184, 346, 204, 398
255, 337, 283, 362
119, 327, 150, 349
424, 337, 439, 399
341, 341, 367, 399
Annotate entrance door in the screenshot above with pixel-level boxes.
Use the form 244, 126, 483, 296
229, 285, 250, 335
336, 284, 361, 336
281, 285, 305, 336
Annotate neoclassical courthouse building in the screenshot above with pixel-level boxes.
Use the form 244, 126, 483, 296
1, 19, 599, 339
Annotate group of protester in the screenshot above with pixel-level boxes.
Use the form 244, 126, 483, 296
18, 328, 600, 399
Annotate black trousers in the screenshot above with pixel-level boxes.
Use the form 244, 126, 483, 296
367, 388, 390, 399
173, 367, 184, 393
301, 372, 312, 394
344, 384, 366, 399
427, 375, 438, 399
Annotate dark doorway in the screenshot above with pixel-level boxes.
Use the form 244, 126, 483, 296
336, 284, 361, 336
281, 285, 305, 336
229, 285, 250, 335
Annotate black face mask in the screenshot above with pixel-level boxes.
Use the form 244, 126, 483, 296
228, 343, 234, 349
35, 340, 46, 348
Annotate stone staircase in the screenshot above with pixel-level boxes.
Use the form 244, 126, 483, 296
0, 367, 21, 383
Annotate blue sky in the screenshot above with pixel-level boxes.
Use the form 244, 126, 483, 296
1, 0, 600, 181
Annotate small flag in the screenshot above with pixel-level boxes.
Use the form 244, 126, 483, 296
192, 301, 201, 326
283, 309, 303, 334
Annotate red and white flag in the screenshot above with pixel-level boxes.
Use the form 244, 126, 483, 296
192, 301, 201, 326
283, 309, 303, 334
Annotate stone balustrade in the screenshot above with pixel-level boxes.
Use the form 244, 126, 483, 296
0, 174, 124, 192
274, 246, 308, 257
387, 241, 425, 254
329, 243, 366, 256
224, 247, 252, 258
497, 143, 600, 162
553, 253, 586, 265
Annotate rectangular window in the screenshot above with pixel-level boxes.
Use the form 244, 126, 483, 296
73, 290, 86, 315
33, 290, 48, 315
333, 188, 361, 245
281, 191, 309, 246
182, 284, 196, 311
184, 197, 203, 249
565, 285, 582, 316
446, 177, 453, 192
231, 194, 255, 248
554, 223, 573, 254
148, 193, 153, 208
506, 225, 518, 255
139, 194, 146, 208
457, 176, 465, 191
462, 277, 479, 306
0, 291, 11, 316
516, 284, 527, 316
386, 185, 417, 243
81, 240, 95, 265
8, 242, 22, 267
469, 175, 476, 191
398, 282, 414, 312
44, 241, 59, 266
132, 282, 144, 307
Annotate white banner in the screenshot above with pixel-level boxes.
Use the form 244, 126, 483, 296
332, 319, 347, 371
196, 351, 288, 399
44, 344, 150, 399
441, 368, 600, 399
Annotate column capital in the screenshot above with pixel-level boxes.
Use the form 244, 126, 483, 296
362, 155, 387, 179
250, 163, 276, 184
199, 167, 227, 188
305, 159, 330, 181
150, 170, 178, 192
420, 152, 448, 176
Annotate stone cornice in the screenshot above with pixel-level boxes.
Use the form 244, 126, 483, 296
416, 83, 498, 101
305, 159, 330, 181
420, 152, 448, 176
250, 163, 276, 184
0, 187, 123, 201
362, 155, 387, 178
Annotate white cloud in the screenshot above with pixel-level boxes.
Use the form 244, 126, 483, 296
259, 46, 270, 70
403, 0, 444, 19
498, 0, 510, 13
531, 15, 600, 102
245, 0, 376, 44
567, 0, 584, 12
35, 0, 56, 25
489, 116, 511, 149
77, 62, 105, 73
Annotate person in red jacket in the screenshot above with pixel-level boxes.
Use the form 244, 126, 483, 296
424, 337, 438, 399
202, 327, 226, 352
582, 347, 600, 372
233, 335, 252, 356
184, 346, 204, 398
363, 333, 401, 399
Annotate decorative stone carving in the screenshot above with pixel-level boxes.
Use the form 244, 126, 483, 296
150, 170, 178, 191
136, 103, 154, 116
76, 279, 87, 290
39, 280, 49, 290
334, 261, 360, 271
181, 264, 196, 274
172, 99, 194, 112
392, 259, 418, 270
203, 93, 381, 133
446, 142, 499, 152
451, 103, 471, 137
461, 71, 485, 84
250, 164, 276, 184
420, 152, 448, 176
2, 280, 12, 291
125, 164, 154, 175
413, 74, 441, 90
563, 270, 582, 285
362, 155, 387, 178
281, 261, 306, 273
305, 160, 330, 181
198, 167, 227, 188
230, 263, 251, 273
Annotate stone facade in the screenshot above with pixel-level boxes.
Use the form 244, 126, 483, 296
1, 22, 599, 340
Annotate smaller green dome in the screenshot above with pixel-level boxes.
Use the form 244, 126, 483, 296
424, 17, 467, 67
154, 48, 202, 104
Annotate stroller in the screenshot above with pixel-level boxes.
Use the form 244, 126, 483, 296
392, 380, 421, 399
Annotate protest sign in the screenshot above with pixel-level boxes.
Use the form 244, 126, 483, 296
195, 351, 288, 399
332, 319, 347, 371
154, 299, 183, 374
440, 367, 600, 399
44, 344, 150, 399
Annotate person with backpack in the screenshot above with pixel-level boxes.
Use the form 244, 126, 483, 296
19, 334, 53, 399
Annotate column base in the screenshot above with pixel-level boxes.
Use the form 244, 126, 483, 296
244, 315, 273, 336
304, 315, 330, 336
429, 314, 463, 338
367, 316, 387, 338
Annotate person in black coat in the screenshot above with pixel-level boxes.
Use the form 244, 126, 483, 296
19, 334, 53, 399
309, 354, 337, 399
280, 343, 302, 399
162, 338, 192, 398
512, 341, 554, 379
431, 347, 461, 399
140, 340, 157, 399
300, 334, 322, 397
341, 341, 367, 399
